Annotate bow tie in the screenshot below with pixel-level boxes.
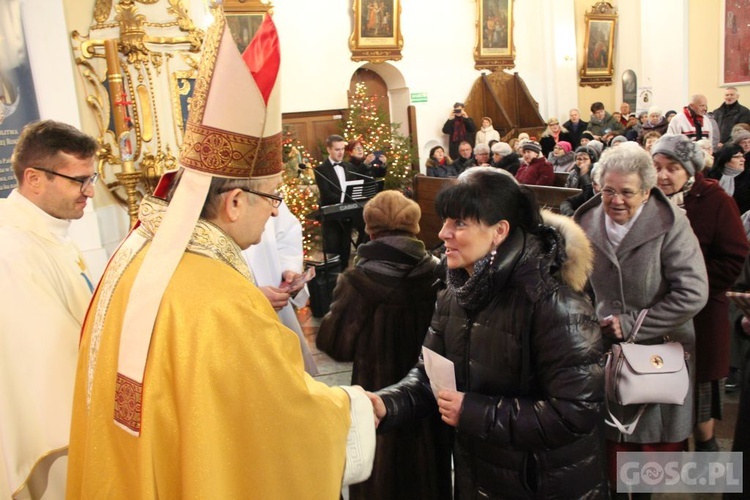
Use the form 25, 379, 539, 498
332, 162, 342, 167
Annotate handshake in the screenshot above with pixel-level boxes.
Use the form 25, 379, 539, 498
351, 386, 464, 428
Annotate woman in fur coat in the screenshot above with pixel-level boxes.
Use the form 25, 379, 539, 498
317, 190, 451, 500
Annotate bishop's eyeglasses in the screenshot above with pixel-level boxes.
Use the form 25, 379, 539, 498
33, 166, 99, 194
218, 187, 283, 208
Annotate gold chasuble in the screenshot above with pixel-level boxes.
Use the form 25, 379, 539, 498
66, 198, 351, 499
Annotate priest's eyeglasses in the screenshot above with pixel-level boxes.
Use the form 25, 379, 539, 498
33, 167, 99, 194
219, 187, 283, 208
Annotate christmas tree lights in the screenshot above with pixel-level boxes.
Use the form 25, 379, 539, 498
343, 82, 415, 192
280, 129, 321, 256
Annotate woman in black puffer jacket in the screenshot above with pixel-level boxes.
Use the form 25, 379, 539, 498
369, 169, 607, 499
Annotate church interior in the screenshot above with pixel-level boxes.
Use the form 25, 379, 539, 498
3, 0, 750, 497
0, 0, 736, 279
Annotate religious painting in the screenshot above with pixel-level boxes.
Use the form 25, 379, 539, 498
474, 0, 515, 70
170, 71, 196, 135
721, 0, 750, 85
223, 0, 274, 54
579, 2, 617, 88
350, 0, 403, 63
0, 0, 40, 198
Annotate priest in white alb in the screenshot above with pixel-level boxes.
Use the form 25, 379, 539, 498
0, 120, 98, 499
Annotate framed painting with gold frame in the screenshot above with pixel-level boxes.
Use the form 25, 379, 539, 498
224, 0, 273, 53
349, 0, 403, 63
474, 0, 515, 71
579, 2, 617, 88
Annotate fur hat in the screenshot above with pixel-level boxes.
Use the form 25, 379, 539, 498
491, 142, 513, 156
651, 134, 704, 176
521, 140, 542, 154
364, 190, 421, 237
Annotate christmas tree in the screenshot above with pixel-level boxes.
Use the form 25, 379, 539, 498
343, 82, 415, 192
280, 129, 321, 257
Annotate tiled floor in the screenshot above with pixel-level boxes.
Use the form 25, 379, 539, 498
298, 306, 743, 499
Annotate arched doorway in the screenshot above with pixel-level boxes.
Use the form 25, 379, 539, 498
348, 68, 391, 124
347, 63, 416, 173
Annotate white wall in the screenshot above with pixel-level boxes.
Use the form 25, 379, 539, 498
638, 0, 688, 114
274, 0, 577, 166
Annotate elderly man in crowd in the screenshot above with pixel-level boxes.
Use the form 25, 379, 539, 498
713, 86, 750, 146
668, 94, 715, 143
451, 140, 475, 174
564, 108, 589, 148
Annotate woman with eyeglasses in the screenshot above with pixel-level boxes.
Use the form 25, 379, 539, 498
706, 144, 750, 215
651, 135, 748, 455
575, 143, 709, 497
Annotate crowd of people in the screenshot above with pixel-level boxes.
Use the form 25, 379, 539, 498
317, 89, 750, 498
4, 12, 750, 495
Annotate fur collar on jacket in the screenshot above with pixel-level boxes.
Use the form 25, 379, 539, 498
540, 211, 594, 292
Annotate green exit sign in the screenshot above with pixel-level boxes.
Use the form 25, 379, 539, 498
410, 92, 428, 103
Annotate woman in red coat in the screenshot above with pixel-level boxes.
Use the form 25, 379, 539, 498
652, 135, 749, 451
515, 140, 554, 185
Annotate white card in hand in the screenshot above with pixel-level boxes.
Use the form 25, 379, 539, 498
422, 346, 456, 399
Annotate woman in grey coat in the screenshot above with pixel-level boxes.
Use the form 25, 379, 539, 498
574, 143, 708, 497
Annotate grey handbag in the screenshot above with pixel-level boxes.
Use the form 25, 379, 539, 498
603, 309, 689, 434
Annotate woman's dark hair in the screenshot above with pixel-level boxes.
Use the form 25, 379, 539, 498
345, 139, 363, 155
713, 144, 745, 172
435, 170, 542, 233
429, 145, 444, 158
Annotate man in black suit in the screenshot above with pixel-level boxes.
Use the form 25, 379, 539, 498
563, 108, 589, 148
314, 134, 370, 269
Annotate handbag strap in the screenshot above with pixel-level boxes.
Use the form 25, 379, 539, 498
626, 308, 650, 344
604, 398, 647, 435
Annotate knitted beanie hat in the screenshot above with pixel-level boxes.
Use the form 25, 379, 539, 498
651, 134, 704, 176
574, 145, 599, 163
521, 141, 542, 154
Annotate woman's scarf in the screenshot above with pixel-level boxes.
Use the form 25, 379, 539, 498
683, 106, 704, 139
452, 118, 467, 143
665, 176, 695, 208
446, 252, 495, 312
719, 166, 743, 196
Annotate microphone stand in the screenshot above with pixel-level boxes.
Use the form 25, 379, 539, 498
306, 164, 363, 271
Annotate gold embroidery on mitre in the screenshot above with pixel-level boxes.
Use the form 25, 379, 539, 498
180, 10, 225, 129
114, 373, 143, 433
180, 122, 282, 178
